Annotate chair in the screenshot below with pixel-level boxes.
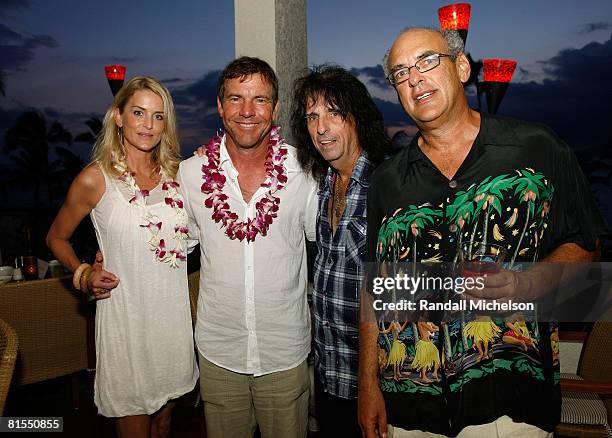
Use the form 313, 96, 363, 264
0, 277, 88, 385
0, 318, 18, 415
556, 322, 612, 437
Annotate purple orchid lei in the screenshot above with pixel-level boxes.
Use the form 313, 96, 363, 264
118, 171, 189, 267
200, 126, 288, 243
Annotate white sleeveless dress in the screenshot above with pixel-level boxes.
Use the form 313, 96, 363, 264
90, 169, 198, 417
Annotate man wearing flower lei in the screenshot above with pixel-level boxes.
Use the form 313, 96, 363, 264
290, 66, 391, 437
178, 57, 317, 438
47, 76, 198, 437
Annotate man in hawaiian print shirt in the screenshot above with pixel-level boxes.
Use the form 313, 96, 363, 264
358, 28, 607, 438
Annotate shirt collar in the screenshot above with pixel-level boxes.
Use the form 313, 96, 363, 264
402, 111, 520, 166
219, 134, 231, 165
321, 152, 374, 192
478, 112, 521, 147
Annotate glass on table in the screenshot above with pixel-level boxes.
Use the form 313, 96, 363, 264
21, 255, 38, 281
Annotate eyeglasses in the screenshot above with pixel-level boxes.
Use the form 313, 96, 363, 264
387, 53, 452, 85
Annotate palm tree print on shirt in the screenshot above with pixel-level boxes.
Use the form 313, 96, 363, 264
509, 169, 549, 267
375, 168, 555, 392
377, 170, 553, 266
470, 174, 516, 252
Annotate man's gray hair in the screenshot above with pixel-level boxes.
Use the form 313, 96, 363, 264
382, 27, 465, 78
443, 29, 465, 58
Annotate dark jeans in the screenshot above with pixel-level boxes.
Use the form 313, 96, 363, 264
314, 378, 361, 437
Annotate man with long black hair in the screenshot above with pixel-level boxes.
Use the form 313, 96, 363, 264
291, 66, 391, 436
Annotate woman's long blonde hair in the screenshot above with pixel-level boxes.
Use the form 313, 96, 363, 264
91, 76, 181, 180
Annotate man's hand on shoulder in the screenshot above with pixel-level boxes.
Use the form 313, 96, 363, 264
194, 145, 206, 158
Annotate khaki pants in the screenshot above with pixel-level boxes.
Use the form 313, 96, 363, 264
199, 354, 309, 438
389, 415, 553, 438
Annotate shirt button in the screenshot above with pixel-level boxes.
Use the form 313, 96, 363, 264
449, 224, 458, 233
449, 180, 458, 189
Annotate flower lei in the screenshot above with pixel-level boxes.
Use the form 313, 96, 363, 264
200, 126, 288, 242
118, 170, 189, 267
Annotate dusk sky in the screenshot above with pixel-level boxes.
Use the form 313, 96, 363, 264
0, 0, 610, 256
1, 0, 611, 145
1, 1, 611, 198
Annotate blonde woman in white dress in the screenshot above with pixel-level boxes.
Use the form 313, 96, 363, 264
47, 76, 198, 438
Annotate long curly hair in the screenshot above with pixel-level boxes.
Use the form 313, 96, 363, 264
291, 65, 391, 180
91, 76, 181, 180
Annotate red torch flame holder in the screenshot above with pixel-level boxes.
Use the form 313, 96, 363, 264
482, 59, 517, 114
104, 65, 126, 96
438, 3, 471, 44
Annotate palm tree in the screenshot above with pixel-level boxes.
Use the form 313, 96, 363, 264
4, 111, 73, 208
447, 186, 476, 262
441, 322, 453, 361
74, 117, 102, 144
509, 169, 548, 267
394, 204, 442, 266
447, 188, 475, 352
471, 174, 515, 252
395, 204, 442, 347
531, 181, 554, 262
50, 146, 86, 195
48, 117, 102, 195
377, 205, 442, 347
376, 214, 403, 262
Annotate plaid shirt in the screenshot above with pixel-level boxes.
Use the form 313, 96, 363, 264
313, 154, 373, 399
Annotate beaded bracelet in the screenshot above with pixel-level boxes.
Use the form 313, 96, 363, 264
72, 263, 91, 290
79, 266, 94, 293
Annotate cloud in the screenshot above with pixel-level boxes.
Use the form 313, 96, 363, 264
0, 0, 31, 18
542, 34, 611, 85
160, 77, 184, 84
171, 70, 220, 106
578, 22, 611, 35
372, 97, 412, 128
168, 68, 408, 150
159, 71, 222, 151
0, 71, 224, 154
350, 64, 391, 90
498, 33, 612, 148
0, 23, 21, 41
0, 23, 58, 71
351, 34, 612, 153
49, 55, 81, 65
109, 56, 139, 63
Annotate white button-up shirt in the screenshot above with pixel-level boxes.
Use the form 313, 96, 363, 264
178, 136, 317, 376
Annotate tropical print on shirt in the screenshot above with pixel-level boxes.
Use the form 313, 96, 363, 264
375, 168, 555, 396
365, 113, 607, 435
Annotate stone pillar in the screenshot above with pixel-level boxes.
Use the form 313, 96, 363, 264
234, 0, 307, 144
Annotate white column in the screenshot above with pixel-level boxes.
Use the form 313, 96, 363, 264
234, 0, 307, 144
